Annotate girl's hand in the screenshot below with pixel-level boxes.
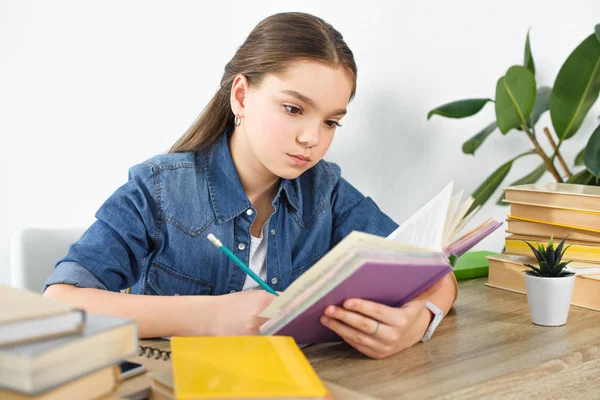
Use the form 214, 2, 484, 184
320, 297, 432, 359
209, 290, 279, 336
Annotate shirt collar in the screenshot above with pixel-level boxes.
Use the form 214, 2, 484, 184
201, 130, 301, 224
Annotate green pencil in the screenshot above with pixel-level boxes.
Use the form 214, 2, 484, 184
207, 233, 279, 296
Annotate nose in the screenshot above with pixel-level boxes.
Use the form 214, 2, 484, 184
296, 126, 320, 148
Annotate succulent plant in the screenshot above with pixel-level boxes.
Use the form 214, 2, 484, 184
523, 236, 574, 277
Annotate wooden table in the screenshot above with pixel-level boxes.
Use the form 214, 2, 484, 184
117, 278, 600, 399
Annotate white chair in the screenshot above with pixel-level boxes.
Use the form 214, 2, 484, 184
10, 228, 85, 293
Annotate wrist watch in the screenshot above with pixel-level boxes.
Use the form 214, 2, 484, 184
420, 300, 443, 343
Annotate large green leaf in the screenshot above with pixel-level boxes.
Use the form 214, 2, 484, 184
524, 30, 535, 75
550, 34, 600, 140
468, 151, 534, 213
575, 147, 585, 166
427, 99, 493, 120
584, 124, 600, 177
566, 168, 596, 184
495, 66, 537, 134
528, 86, 552, 127
462, 121, 497, 155
596, 24, 600, 42
496, 163, 546, 205
469, 161, 512, 214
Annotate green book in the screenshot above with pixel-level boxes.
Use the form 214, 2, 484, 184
453, 250, 498, 280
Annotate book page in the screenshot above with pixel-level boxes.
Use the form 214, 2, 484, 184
387, 181, 454, 252
445, 195, 475, 246
449, 203, 481, 243
445, 218, 503, 257
442, 190, 464, 246
259, 231, 430, 318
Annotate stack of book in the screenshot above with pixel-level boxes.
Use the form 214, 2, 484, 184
0, 284, 138, 399
486, 183, 600, 311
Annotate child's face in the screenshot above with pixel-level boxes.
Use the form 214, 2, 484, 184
243, 60, 353, 180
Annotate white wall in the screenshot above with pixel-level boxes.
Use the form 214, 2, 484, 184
2, 0, 600, 284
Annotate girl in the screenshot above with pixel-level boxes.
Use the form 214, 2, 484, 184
44, 12, 457, 360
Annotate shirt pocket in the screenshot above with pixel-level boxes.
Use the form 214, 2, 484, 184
145, 260, 212, 296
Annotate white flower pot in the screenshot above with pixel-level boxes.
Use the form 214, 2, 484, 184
524, 272, 576, 326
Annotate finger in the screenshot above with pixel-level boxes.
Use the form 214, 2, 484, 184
320, 315, 380, 349
346, 340, 382, 359
320, 316, 390, 359
342, 298, 397, 326
324, 305, 380, 336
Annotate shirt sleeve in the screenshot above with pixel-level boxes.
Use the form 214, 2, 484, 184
330, 175, 399, 247
43, 261, 108, 291
43, 163, 159, 293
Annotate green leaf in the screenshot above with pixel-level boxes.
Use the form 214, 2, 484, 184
596, 24, 600, 42
528, 86, 552, 128
524, 29, 535, 75
555, 236, 570, 266
495, 66, 537, 134
427, 99, 493, 120
566, 168, 596, 184
550, 34, 600, 140
524, 263, 541, 276
524, 241, 545, 265
496, 163, 546, 205
584, 124, 600, 177
468, 161, 512, 214
546, 239, 556, 266
462, 121, 497, 155
575, 147, 586, 166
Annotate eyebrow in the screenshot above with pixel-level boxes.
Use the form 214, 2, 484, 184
280, 90, 347, 116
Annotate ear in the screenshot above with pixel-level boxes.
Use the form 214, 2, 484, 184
230, 74, 250, 118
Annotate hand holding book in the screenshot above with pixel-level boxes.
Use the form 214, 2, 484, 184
259, 181, 502, 344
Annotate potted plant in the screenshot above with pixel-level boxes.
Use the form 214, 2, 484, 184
427, 24, 600, 214
523, 236, 575, 326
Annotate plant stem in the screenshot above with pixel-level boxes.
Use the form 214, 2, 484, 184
543, 127, 572, 178
523, 124, 563, 182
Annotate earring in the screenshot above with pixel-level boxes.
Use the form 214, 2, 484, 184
234, 115, 242, 126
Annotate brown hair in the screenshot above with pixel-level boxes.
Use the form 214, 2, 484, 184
169, 12, 357, 153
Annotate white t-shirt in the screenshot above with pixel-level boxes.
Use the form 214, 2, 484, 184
241, 223, 268, 291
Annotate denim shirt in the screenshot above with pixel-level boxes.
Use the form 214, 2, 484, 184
44, 131, 399, 295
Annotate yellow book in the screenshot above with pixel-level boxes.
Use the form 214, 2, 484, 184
505, 218, 600, 243
504, 234, 600, 263
171, 336, 329, 400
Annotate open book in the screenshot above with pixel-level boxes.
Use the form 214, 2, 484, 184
259, 181, 502, 343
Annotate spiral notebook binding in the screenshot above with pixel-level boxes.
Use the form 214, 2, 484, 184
138, 345, 171, 361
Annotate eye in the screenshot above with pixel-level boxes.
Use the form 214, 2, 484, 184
283, 105, 302, 115
325, 120, 342, 129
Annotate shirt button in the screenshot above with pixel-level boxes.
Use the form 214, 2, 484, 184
246, 209, 254, 216
238, 243, 246, 250
271, 277, 278, 284
229, 289, 236, 294
174, 293, 180, 296
271, 229, 276, 235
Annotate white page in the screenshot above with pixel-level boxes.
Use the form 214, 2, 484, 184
387, 181, 454, 252
442, 189, 464, 246
449, 203, 481, 244
445, 195, 475, 247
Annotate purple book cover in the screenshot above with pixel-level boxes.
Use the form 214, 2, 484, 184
271, 261, 452, 344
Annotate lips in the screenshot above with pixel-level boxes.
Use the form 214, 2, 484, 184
289, 154, 311, 161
